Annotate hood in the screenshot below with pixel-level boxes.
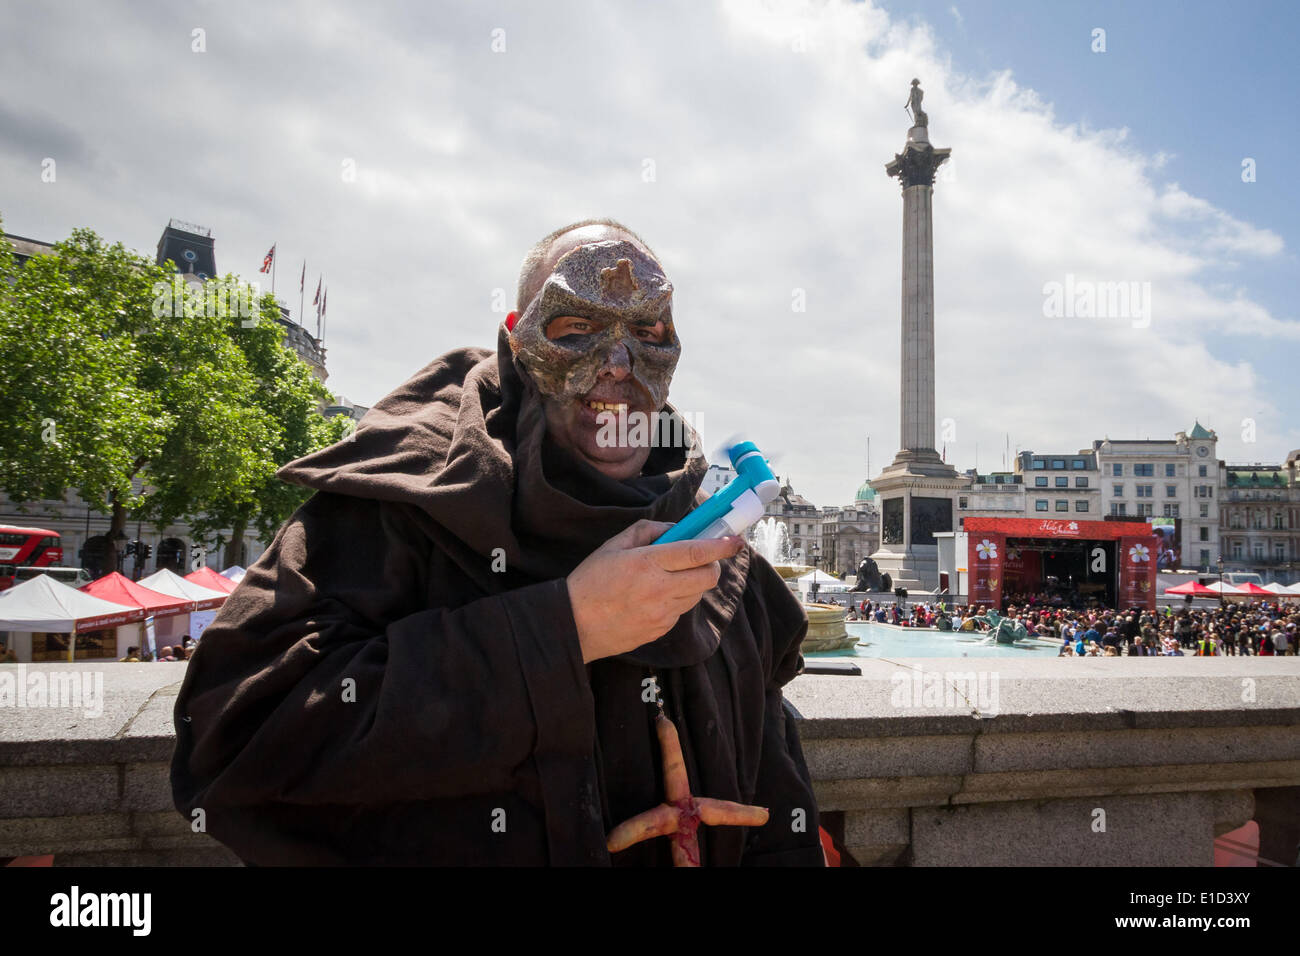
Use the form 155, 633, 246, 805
276, 324, 749, 667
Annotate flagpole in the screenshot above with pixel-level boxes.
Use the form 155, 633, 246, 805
271, 242, 277, 297
299, 260, 306, 329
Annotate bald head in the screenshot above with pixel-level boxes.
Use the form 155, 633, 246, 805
516, 218, 658, 314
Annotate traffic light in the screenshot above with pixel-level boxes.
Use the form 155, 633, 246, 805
142, 543, 153, 561
125, 540, 138, 557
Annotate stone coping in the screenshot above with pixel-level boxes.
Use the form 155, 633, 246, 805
2, 659, 1298, 767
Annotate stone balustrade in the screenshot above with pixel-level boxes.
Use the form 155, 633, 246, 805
2, 658, 1298, 866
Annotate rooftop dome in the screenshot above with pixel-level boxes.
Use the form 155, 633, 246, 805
855, 480, 877, 502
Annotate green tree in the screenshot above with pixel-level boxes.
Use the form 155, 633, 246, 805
175, 282, 346, 567
0, 227, 275, 574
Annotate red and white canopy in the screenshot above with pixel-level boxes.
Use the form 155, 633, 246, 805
0, 573, 142, 632
1230, 582, 1276, 596
184, 566, 238, 595
81, 571, 194, 617
1163, 580, 1218, 596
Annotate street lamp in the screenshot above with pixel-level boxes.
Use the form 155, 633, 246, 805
810, 544, 821, 602
1217, 555, 1224, 610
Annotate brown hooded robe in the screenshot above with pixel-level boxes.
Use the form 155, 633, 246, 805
170, 328, 821, 865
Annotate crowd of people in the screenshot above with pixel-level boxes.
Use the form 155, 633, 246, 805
844, 598, 1298, 657
117, 636, 197, 662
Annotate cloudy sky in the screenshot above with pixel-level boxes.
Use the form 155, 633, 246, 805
2, 0, 1296, 507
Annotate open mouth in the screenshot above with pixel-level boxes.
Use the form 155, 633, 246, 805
582, 399, 630, 414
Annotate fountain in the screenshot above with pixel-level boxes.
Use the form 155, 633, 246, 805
748, 518, 857, 653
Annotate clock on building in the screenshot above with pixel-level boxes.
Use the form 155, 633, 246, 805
1196, 446, 1209, 457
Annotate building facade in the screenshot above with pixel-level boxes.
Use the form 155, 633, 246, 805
1219, 451, 1300, 584
1092, 423, 1220, 571
819, 480, 880, 576
1015, 450, 1102, 519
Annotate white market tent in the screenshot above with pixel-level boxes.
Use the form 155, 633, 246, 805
138, 568, 229, 610
1203, 581, 1245, 594
1262, 582, 1289, 593
0, 574, 142, 662
796, 569, 850, 592
138, 568, 230, 643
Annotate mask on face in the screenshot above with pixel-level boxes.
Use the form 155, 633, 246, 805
508, 239, 680, 409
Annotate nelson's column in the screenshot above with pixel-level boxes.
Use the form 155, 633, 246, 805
868, 79, 966, 592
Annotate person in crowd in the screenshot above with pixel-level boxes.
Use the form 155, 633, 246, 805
118, 646, 141, 662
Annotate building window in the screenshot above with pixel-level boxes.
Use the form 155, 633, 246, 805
1276, 544, 1286, 560
1137, 503, 1153, 517
1198, 465, 1207, 477
1055, 476, 1068, 488
1135, 463, 1154, 476
1051, 459, 1065, 469
1253, 543, 1264, 559
1200, 527, 1209, 541
1035, 499, 1049, 512
1200, 503, 1209, 518
1232, 543, 1243, 559
1166, 485, 1176, 497
1200, 549, 1209, 567
958, 496, 967, 509
1113, 484, 1123, 497
1035, 476, 1048, 487
1075, 500, 1089, 512
793, 524, 800, 534
1166, 463, 1176, 477
1136, 485, 1153, 498
1275, 514, 1285, 530
1032, 459, 1046, 470
1163, 504, 1180, 518
1112, 464, 1123, 476
1110, 503, 1127, 516
1075, 477, 1088, 488
1055, 500, 1069, 512
1072, 458, 1085, 469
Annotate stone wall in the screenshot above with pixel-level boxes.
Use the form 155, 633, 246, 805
2, 658, 1298, 866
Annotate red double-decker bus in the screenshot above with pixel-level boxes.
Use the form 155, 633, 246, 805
0, 524, 63, 590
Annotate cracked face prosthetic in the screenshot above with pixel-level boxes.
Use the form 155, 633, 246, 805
509, 238, 681, 479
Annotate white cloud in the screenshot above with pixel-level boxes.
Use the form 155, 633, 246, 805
0, 0, 1294, 509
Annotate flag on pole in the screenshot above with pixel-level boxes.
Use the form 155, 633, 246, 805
312, 276, 322, 306
322, 288, 327, 317
259, 244, 276, 274
299, 261, 306, 292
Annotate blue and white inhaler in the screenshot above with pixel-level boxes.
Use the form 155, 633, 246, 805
654, 441, 782, 544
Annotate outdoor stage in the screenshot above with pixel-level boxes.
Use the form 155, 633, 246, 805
938, 517, 1161, 611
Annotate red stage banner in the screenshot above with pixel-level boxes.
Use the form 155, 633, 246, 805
968, 532, 1005, 608
964, 516, 1151, 541
1118, 534, 1158, 610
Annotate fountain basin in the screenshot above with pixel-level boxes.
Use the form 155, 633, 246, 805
802, 602, 858, 653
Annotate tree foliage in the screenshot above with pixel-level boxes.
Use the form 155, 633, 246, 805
0, 223, 346, 568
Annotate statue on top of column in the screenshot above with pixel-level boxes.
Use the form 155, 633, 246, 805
905, 78, 928, 128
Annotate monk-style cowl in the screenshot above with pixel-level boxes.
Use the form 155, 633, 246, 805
170, 326, 822, 865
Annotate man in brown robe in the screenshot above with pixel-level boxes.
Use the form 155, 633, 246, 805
171, 219, 822, 865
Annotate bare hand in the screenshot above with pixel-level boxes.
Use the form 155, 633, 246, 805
567, 519, 744, 664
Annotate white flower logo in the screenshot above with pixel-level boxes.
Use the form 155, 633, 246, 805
1068, 522, 1078, 531
1128, 543, 1150, 563
976, 539, 998, 560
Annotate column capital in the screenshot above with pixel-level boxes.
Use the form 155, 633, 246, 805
886, 142, 951, 189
